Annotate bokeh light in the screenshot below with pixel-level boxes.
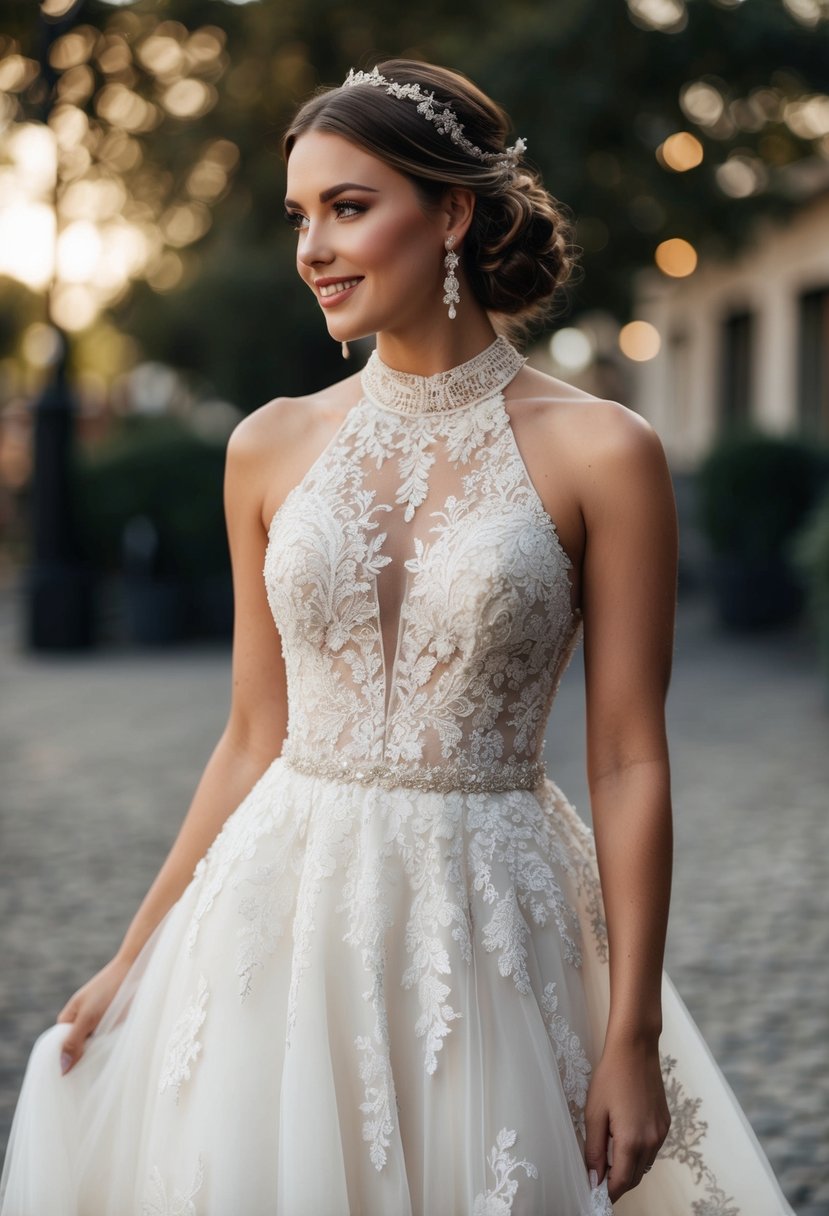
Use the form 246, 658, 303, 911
94, 83, 162, 132
161, 78, 216, 118
619, 321, 662, 361
658, 131, 704, 172
0, 54, 39, 92
715, 152, 769, 197
145, 250, 184, 292
0, 203, 55, 289
56, 64, 96, 106
654, 237, 698, 277
41, 0, 84, 16
49, 28, 97, 71
784, 94, 829, 139
160, 202, 211, 246
21, 322, 64, 367
549, 328, 595, 372
627, 0, 688, 32
95, 35, 133, 76
50, 283, 99, 331
7, 123, 57, 196
783, 0, 827, 26
136, 34, 185, 78
51, 104, 88, 151
680, 81, 725, 128
56, 220, 103, 282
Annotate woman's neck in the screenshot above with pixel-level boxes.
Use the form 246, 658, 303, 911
374, 315, 501, 377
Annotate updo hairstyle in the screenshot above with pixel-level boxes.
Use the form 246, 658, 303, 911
282, 58, 580, 343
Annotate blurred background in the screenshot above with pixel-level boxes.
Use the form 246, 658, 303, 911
1, 0, 828, 1211
0, 0, 829, 646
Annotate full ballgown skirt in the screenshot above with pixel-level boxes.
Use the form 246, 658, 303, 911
0, 338, 795, 1215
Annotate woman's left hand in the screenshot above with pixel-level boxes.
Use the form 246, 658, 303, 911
584, 1038, 671, 1203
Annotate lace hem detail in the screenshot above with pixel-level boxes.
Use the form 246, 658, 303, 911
361, 335, 526, 415
281, 745, 545, 793
472, 1127, 538, 1214
141, 1154, 205, 1215
589, 1177, 613, 1216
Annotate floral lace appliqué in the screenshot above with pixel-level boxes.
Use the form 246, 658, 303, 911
659, 1053, 741, 1215
540, 981, 591, 1137
468, 789, 583, 971
158, 974, 208, 1103
472, 1127, 539, 1215
184, 762, 303, 957
142, 1154, 204, 1216
588, 1176, 613, 1216
355, 1033, 396, 1170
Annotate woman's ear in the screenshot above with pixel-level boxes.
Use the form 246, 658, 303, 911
443, 186, 476, 243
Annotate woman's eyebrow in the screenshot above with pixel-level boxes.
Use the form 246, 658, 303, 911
284, 182, 380, 209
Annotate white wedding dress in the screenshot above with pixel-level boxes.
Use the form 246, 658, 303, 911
0, 336, 795, 1215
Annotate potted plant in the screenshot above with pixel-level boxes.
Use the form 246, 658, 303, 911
790, 489, 829, 703
695, 428, 828, 630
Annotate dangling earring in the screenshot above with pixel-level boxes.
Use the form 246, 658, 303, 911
443, 234, 460, 320
341, 340, 350, 359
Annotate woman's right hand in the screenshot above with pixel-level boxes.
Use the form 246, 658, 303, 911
55, 955, 133, 1075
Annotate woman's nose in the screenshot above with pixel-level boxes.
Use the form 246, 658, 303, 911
297, 224, 333, 270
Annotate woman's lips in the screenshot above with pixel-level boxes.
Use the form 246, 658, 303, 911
317, 278, 363, 309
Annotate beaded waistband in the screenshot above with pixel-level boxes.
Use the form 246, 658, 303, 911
280, 747, 545, 794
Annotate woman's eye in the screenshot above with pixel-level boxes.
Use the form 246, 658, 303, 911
333, 200, 365, 218
282, 201, 366, 233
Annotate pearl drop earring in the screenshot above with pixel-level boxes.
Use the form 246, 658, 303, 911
341, 340, 350, 359
443, 234, 460, 320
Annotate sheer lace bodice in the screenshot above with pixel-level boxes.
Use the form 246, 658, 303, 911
264, 335, 583, 791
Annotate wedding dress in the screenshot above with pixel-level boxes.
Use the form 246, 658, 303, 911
0, 336, 795, 1216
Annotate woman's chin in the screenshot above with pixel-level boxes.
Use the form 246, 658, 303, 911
330, 326, 372, 345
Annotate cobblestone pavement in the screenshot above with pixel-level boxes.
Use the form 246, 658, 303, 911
1, 582, 827, 1213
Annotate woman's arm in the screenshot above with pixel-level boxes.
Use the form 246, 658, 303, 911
577, 402, 678, 1202
58, 401, 294, 1072
115, 404, 292, 965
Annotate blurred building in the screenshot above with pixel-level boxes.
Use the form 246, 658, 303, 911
632, 167, 829, 472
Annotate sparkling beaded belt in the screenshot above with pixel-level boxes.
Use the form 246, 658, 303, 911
280, 746, 545, 793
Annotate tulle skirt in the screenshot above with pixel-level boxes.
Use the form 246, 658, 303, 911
0, 757, 795, 1215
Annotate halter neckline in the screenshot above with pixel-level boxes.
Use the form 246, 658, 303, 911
360, 335, 527, 416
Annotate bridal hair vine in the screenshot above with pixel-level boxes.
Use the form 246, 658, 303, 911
342, 66, 527, 179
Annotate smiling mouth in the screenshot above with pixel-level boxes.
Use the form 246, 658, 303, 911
318, 278, 362, 298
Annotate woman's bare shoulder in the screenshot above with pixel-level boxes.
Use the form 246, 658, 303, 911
508, 363, 666, 484
510, 363, 655, 443
225, 373, 364, 529
228, 371, 363, 457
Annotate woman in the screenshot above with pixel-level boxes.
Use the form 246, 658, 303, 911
0, 58, 795, 1216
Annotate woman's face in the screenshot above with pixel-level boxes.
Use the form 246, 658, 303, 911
284, 130, 449, 342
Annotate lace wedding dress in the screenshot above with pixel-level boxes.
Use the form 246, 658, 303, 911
0, 337, 795, 1216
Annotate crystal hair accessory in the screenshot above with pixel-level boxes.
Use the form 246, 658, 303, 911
342, 67, 527, 179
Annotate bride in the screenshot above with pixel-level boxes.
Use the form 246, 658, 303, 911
1, 57, 795, 1215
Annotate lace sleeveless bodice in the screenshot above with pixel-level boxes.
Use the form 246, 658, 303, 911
264, 335, 583, 792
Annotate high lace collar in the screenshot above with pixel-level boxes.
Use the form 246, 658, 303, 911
360, 335, 527, 416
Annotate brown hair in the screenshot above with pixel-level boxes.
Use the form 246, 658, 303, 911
282, 58, 580, 344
